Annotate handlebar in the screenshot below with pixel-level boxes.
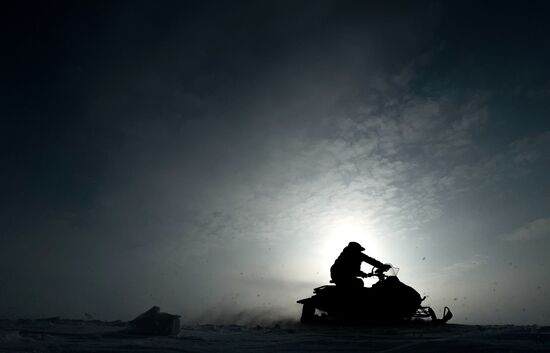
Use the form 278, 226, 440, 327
363, 264, 398, 280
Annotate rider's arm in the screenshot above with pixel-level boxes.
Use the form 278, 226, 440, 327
361, 253, 385, 268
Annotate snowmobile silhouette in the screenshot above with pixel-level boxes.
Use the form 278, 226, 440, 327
297, 265, 453, 324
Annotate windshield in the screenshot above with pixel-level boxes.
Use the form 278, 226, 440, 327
387, 264, 399, 276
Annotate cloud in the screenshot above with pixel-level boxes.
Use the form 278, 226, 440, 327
165, 74, 497, 248
422, 254, 489, 282
445, 130, 550, 197
435, 254, 488, 276
505, 217, 550, 241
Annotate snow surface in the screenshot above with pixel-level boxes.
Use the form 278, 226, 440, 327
0, 318, 549, 352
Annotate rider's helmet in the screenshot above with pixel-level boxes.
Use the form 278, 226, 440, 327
347, 241, 365, 251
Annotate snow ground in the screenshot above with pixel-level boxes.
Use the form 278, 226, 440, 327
0, 318, 549, 352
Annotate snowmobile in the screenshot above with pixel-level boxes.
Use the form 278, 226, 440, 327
297, 266, 452, 324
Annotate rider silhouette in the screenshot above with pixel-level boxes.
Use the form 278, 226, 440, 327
330, 241, 390, 288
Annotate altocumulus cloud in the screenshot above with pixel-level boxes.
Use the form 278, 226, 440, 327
505, 217, 550, 241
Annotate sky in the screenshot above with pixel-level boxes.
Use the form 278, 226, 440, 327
1, 1, 550, 325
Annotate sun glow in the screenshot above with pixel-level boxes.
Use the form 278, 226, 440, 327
315, 215, 385, 272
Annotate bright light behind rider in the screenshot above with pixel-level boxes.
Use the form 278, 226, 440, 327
316, 215, 386, 274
